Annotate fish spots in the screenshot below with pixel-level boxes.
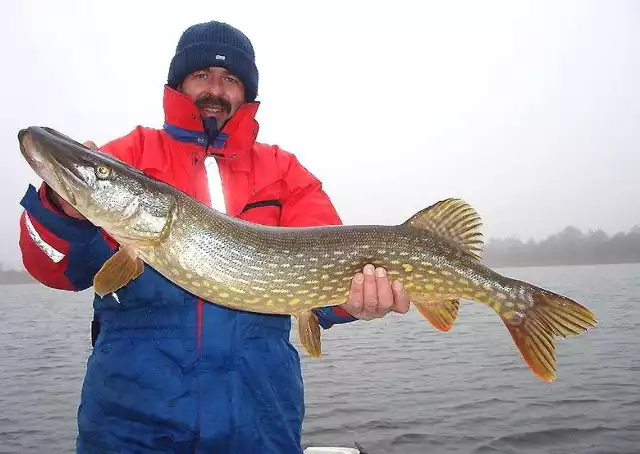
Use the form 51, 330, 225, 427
459, 278, 469, 285
428, 270, 437, 275
496, 292, 508, 300
322, 286, 334, 291
433, 278, 443, 284
391, 260, 400, 265
289, 298, 300, 306
192, 281, 201, 288
424, 284, 435, 291
321, 274, 330, 280
402, 264, 414, 272
219, 292, 230, 298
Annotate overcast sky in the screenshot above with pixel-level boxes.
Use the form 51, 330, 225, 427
1, 0, 638, 269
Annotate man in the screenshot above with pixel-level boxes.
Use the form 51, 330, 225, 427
18, 20, 410, 453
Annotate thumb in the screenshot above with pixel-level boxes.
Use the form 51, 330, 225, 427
83, 140, 98, 150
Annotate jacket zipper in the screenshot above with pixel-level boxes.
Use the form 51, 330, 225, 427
193, 144, 205, 454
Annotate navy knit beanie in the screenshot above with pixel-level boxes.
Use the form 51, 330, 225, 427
167, 21, 259, 102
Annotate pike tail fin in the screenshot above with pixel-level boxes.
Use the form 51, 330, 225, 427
497, 283, 597, 382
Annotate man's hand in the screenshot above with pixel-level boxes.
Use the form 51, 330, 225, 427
340, 264, 411, 320
45, 140, 98, 221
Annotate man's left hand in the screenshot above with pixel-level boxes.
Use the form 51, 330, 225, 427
340, 264, 411, 320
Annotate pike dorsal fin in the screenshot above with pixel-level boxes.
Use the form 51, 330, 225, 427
402, 198, 484, 260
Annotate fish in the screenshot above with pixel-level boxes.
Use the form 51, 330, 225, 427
18, 125, 597, 382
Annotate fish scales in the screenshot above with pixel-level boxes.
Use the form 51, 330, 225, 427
18, 125, 598, 383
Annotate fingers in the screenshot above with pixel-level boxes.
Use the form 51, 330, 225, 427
346, 272, 365, 316
374, 267, 394, 315
391, 280, 411, 314
362, 264, 379, 317
342, 264, 410, 321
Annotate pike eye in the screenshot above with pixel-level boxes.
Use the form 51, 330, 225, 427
95, 165, 112, 179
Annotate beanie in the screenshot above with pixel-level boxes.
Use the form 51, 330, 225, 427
167, 21, 259, 102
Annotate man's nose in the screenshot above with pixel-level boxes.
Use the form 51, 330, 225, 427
205, 79, 223, 97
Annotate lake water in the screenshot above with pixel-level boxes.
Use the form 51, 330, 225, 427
0, 263, 638, 453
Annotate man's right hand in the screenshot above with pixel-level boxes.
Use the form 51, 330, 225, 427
45, 140, 98, 221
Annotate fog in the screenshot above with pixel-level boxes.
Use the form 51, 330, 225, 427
1, 0, 638, 269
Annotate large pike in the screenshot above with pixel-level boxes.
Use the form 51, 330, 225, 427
19, 126, 597, 382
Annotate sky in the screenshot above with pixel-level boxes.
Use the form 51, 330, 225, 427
0, 0, 638, 269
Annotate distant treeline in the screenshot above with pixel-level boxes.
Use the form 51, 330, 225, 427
0, 265, 36, 285
483, 225, 640, 268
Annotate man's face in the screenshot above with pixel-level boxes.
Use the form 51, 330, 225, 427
179, 66, 246, 130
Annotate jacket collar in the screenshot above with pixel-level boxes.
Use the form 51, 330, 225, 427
160, 85, 259, 171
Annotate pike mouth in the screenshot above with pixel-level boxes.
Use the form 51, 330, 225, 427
19, 128, 85, 206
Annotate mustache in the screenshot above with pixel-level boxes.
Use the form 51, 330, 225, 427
195, 95, 232, 113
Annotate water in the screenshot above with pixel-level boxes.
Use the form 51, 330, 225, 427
1, 264, 638, 453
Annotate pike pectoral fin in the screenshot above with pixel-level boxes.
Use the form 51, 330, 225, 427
93, 246, 144, 297
414, 299, 460, 331
296, 310, 322, 358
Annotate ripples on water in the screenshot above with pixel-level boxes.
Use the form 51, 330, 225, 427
1, 264, 639, 453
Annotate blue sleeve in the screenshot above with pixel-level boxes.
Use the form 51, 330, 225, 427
313, 306, 358, 329
20, 184, 115, 290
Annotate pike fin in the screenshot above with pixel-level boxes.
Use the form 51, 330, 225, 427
498, 285, 597, 382
403, 198, 483, 260
93, 247, 145, 297
296, 310, 322, 358
414, 299, 460, 331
